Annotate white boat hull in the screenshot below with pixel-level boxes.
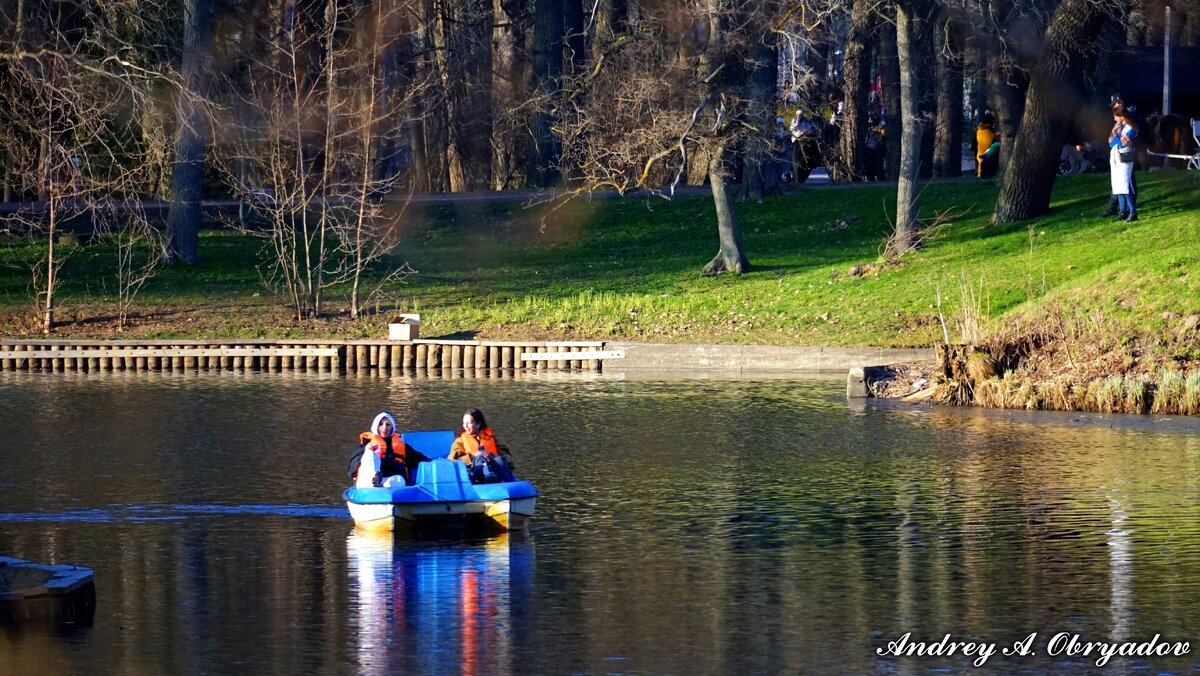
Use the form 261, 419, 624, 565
347, 496, 537, 532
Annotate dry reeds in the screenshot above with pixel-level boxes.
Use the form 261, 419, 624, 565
1038, 376, 1076, 411
972, 376, 1004, 408
955, 273, 989, 345
1182, 371, 1200, 415
930, 337, 1200, 417
1125, 375, 1150, 414
1152, 369, 1185, 414
1086, 375, 1125, 413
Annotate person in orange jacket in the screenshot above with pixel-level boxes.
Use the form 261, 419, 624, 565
351, 411, 413, 488
448, 408, 516, 483
975, 111, 997, 177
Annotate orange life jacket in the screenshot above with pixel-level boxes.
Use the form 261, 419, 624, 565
356, 432, 408, 478
451, 428, 499, 462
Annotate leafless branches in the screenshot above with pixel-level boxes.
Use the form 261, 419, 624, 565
0, 0, 182, 332
213, 0, 425, 320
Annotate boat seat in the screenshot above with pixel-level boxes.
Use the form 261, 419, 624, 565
401, 430, 457, 459
414, 458, 471, 486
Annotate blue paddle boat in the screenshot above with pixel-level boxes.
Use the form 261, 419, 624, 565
343, 430, 539, 532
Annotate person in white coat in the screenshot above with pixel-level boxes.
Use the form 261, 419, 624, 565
353, 412, 409, 488
1108, 110, 1140, 222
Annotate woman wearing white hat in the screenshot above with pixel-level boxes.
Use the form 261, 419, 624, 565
352, 411, 411, 488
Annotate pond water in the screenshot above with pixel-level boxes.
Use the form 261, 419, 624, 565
3, 371, 1200, 674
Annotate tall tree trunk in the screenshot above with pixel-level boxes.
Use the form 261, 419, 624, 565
165, 0, 214, 265
988, 59, 1027, 176
400, 21, 431, 192
702, 145, 750, 275
407, 112, 430, 192
491, 0, 521, 189
421, 0, 448, 192
933, 20, 963, 178
880, 13, 902, 181
807, 33, 831, 93
564, 0, 585, 74
696, 0, 748, 275
837, 0, 875, 182
994, 0, 1116, 223
591, 0, 615, 60
433, 0, 469, 192
889, 1, 933, 259
740, 35, 781, 201
917, 36, 937, 181
531, 0, 564, 185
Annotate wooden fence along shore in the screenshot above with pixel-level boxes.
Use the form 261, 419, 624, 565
0, 339, 620, 374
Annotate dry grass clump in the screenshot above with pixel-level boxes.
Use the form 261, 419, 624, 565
1125, 375, 1150, 414
1039, 376, 1076, 411
965, 351, 996, 382
1182, 371, 1200, 416
972, 376, 1004, 408
971, 373, 1037, 410
1003, 371, 1196, 415
1152, 369, 1185, 414
1086, 375, 1126, 413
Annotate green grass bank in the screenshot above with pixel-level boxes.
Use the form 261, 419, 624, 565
2, 171, 1198, 381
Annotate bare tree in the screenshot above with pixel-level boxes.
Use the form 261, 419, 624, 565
110, 203, 167, 330
217, 0, 422, 320
557, 2, 822, 275
0, 0, 179, 332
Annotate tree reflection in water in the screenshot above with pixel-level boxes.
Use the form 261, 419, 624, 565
346, 529, 533, 674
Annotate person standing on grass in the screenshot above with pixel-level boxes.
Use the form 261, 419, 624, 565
1103, 96, 1144, 217
1109, 109, 1140, 222
975, 111, 997, 178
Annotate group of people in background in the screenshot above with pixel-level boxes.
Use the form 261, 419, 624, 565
350, 407, 517, 489
781, 92, 887, 184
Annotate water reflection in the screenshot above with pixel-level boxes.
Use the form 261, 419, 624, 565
7, 373, 1200, 673
346, 530, 533, 675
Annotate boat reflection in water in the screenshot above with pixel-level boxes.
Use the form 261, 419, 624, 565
346, 529, 534, 675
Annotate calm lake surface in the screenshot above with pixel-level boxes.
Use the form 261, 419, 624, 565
3, 371, 1200, 674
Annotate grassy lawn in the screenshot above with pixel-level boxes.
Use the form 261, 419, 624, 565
1, 170, 1198, 353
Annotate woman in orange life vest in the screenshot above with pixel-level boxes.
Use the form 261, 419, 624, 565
352, 411, 415, 488
448, 408, 516, 483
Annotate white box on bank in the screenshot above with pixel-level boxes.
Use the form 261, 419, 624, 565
388, 314, 421, 341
